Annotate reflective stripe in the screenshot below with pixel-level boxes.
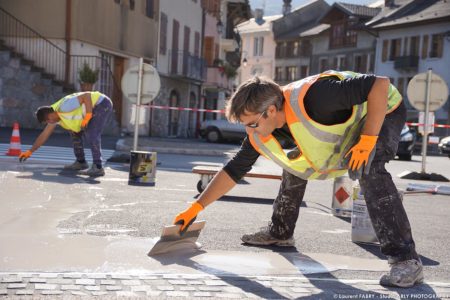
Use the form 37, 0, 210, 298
289, 81, 341, 144
252, 133, 316, 180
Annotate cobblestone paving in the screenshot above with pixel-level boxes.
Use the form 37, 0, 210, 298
1, 273, 450, 299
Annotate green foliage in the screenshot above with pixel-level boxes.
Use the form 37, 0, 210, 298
78, 62, 99, 84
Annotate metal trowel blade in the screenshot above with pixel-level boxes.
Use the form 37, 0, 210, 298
148, 220, 206, 256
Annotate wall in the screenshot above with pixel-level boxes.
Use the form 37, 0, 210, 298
374, 22, 450, 124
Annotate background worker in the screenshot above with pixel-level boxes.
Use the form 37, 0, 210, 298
19, 91, 113, 177
173, 72, 423, 288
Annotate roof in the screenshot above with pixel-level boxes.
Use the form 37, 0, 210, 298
367, 0, 450, 29
276, 21, 321, 40
236, 14, 282, 34
272, 0, 330, 40
320, 1, 381, 24
335, 2, 381, 18
299, 24, 330, 37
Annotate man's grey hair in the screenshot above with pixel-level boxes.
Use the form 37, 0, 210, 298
225, 76, 284, 122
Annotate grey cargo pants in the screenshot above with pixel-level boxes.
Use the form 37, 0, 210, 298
269, 101, 419, 262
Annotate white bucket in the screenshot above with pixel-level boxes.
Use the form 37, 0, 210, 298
331, 175, 353, 218
351, 185, 379, 244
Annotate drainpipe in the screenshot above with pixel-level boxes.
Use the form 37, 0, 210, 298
64, 0, 72, 86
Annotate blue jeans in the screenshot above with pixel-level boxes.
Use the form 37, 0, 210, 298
69, 98, 113, 166
269, 101, 419, 262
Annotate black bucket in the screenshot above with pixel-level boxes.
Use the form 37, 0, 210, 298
128, 151, 157, 186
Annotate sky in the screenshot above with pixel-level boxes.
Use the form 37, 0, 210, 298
249, 0, 381, 16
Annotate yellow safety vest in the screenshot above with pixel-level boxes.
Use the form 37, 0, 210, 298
248, 70, 402, 180
51, 91, 103, 133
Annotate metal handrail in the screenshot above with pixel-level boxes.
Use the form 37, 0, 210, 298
0, 6, 122, 96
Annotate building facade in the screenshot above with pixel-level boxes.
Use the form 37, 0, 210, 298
272, 0, 329, 86
0, 0, 159, 134
368, 0, 450, 133
236, 9, 281, 85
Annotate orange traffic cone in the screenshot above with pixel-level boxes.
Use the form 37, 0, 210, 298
6, 122, 22, 156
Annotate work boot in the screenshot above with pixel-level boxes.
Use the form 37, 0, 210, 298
241, 227, 295, 247
379, 259, 424, 288
63, 161, 89, 171
79, 164, 105, 177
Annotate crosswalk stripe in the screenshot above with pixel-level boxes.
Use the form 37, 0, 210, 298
0, 143, 115, 163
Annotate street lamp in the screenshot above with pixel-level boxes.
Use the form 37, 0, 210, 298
242, 57, 248, 67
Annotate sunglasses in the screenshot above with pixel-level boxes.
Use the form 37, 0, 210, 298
245, 111, 267, 128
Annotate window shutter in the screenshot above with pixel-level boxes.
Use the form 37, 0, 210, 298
203, 37, 214, 66
382, 40, 388, 62
421, 35, 428, 59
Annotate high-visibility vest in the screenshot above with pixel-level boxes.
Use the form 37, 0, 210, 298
248, 70, 402, 180
51, 91, 103, 132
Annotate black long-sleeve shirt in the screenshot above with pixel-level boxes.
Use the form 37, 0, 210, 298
223, 74, 377, 183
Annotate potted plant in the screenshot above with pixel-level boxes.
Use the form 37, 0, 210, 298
78, 62, 99, 91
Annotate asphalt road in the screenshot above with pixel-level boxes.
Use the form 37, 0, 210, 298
1, 151, 449, 286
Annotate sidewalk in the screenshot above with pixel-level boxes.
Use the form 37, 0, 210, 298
1, 272, 449, 299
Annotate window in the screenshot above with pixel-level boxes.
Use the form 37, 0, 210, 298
300, 66, 308, 78
286, 41, 299, 57
319, 58, 328, 72
389, 38, 401, 60
354, 55, 367, 73
334, 55, 346, 70
146, 0, 154, 18
253, 37, 264, 56
368, 53, 374, 73
402, 37, 408, 56
275, 67, 284, 81
382, 40, 389, 62
276, 42, 286, 58
159, 13, 168, 55
410, 36, 419, 56
300, 40, 312, 56
421, 35, 429, 59
330, 20, 357, 49
430, 34, 443, 58
286, 66, 297, 81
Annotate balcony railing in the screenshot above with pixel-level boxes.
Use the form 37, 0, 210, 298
394, 55, 419, 71
169, 50, 207, 82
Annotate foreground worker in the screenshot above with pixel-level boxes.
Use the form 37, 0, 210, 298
19, 91, 113, 177
174, 71, 423, 288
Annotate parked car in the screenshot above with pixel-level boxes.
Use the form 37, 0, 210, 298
438, 136, 450, 158
396, 124, 417, 161
199, 119, 246, 143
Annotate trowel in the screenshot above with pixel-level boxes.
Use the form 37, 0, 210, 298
148, 220, 206, 256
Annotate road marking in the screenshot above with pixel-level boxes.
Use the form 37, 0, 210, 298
0, 143, 115, 164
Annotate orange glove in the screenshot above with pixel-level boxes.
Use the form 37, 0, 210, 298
19, 150, 33, 162
345, 135, 378, 171
174, 202, 204, 235
81, 112, 93, 128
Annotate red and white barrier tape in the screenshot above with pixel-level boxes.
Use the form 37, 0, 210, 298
406, 122, 450, 128
143, 105, 225, 114
138, 105, 450, 125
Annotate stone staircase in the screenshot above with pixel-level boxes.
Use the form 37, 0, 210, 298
0, 39, 119, 135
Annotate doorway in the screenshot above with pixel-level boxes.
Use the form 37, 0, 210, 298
188, 91, 197, 137
168, 90, 180, 137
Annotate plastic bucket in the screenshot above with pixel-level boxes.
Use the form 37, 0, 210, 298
128, 151, 157, 186
351, 185, 379, 244
331, 175, 353, 218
